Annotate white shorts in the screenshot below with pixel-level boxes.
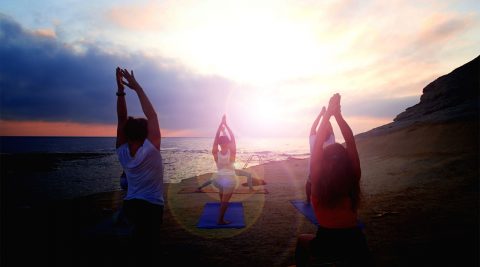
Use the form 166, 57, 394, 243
213, 175, 236, 190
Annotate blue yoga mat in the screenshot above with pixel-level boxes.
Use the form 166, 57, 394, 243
197, 202, 246, 229
290, 200, 319, 225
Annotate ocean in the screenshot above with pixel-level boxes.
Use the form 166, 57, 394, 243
0, 136, 309, 202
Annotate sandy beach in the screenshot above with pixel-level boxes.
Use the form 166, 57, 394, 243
2, 57, 478, 267
3, 119, 477, 267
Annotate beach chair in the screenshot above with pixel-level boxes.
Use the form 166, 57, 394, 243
240, 154, 266, 187
241, 154, 264, 169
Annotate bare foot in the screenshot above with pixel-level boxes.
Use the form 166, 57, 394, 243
217, 220, 231, 225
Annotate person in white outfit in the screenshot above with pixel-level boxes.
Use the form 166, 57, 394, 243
196, 126, 254, 191
211, 115, 237, 225
115, 67, 163, 266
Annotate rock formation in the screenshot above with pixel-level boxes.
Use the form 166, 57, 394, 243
358, 55, 479, 138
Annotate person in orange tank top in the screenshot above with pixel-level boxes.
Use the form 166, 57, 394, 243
295, 93, 372, 266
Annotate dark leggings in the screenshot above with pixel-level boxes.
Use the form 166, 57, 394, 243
123, 199, 163, 266
296, 226, 372, 267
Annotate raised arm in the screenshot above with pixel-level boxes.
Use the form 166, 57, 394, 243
332, 96, 361, 180
224, 121, 236, 162
310, 107, 326, 136
121, 69, 161, 150
325, 120, 334, 140
116, 67, 127, 148
310, 103, 333, 188
211, 118, 224, 163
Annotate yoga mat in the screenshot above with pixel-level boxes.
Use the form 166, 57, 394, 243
241, 178, 267, 187
290, 200, 366, 229
197, 202, 245, 229
290, 200, 319, 225
178, 187, 268, 194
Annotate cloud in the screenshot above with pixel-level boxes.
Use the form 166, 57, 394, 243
0, 119, 115, 137
107, 1, 174, 31
0, 119, 199, 137
298, 94, 419, 123
0, 14, 236, 134
402, 13, 476, 59
103, 0, 479, 88
342, 95, 420, 118
32, 28, 56, 38
2, 0, 478, 137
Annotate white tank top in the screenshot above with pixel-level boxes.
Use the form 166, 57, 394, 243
216, 150, 235, 176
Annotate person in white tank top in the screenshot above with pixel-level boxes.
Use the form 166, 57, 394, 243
196, 126, 255, 191
216, 147, 234, 174
211, 115, 237, 225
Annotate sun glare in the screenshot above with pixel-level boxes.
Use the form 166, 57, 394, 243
238, 90, 295, 135
250, 98, 280, 122
161, 4, 335, 84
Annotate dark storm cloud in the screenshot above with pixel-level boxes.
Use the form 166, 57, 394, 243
342, 95, 420, 118
0, 14, 234, 130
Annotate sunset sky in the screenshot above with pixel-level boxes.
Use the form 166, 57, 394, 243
1, 0, 479, 137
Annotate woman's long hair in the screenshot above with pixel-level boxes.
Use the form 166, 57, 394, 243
316, 143, 360, 210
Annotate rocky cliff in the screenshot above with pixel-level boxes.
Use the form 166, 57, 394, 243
358, 55, 479, 138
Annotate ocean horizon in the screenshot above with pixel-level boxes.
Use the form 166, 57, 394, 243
0, 136, 310, 203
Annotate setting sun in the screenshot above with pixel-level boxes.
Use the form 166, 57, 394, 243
136, 1, 337, 84
248, 97, 282, 122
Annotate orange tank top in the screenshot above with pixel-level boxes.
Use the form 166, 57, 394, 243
311, 195, 357, 228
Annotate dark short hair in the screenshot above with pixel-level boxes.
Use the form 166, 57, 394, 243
124, 117, 148, 142
218, 135, 230, 145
